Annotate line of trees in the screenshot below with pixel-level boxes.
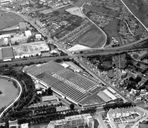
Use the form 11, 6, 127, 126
17, 106, 96, 125
0, 68, 36, 121
103, 102, 135, 111
7, 104, 96, 125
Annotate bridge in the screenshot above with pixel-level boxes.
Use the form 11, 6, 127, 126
74, 37, 148, 57
0, 37, 147, 67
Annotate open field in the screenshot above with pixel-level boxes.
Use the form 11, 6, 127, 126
0, 77, 19, 109
0, 10, 23, 30
103, 19, 121, 44
122, 0, 148, 28
75, 27, 106, 48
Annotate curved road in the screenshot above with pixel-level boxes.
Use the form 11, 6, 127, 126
0, 75, 22, 119
0, 2, 147, 120
72, 2, 108, 48
2, 3, 147, 58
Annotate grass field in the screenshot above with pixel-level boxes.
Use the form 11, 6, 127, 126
122, 0, 148, 28
0, 77, 19, 109
76, 27, 106, 48
103, 18, 121, 44
0, 10, 24, 30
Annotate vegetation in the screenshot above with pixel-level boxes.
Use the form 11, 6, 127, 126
103, 102, 134, 111
123, 0, 148, 27
0, 10, 23, 30
41, 88, 53, 96
70, 103, 75, 110
0, 67, 97, 124
87, 55, 113, 71
0, 68, 36, 121
76, 27, 106, 48
7, 105, 96, 125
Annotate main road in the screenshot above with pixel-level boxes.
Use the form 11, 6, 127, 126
75, 36, 148, 56
1, 6, 148, 58
0, 3, 147, 122
0, 55, 71, 67
77, 58, 132, 102
0, 8, 147, 67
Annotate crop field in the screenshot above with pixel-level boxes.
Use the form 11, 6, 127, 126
0, 10, 23, 30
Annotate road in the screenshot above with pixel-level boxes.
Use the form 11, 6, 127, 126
50, 11, 130, 104
71, 2, 107, 48
94, 111, 108, 128
0, 3, 148, 127
8, 1, 145, 105
2, 6, 148, 58
0, 55, 71, 67
1, 3, 147, 95
77, 58, 131, 103
80, 3, 107, 48
75, 36, 148, 56
0, 37, 147, 67
0, 1, 147, 122
0, 75, 22, 119
76, 47, 148, 57
131, 106, 148, 128
120, 0, 148, 32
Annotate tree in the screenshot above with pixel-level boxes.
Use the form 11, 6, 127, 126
47, 88, 52, 95
70, 104, 75, 110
